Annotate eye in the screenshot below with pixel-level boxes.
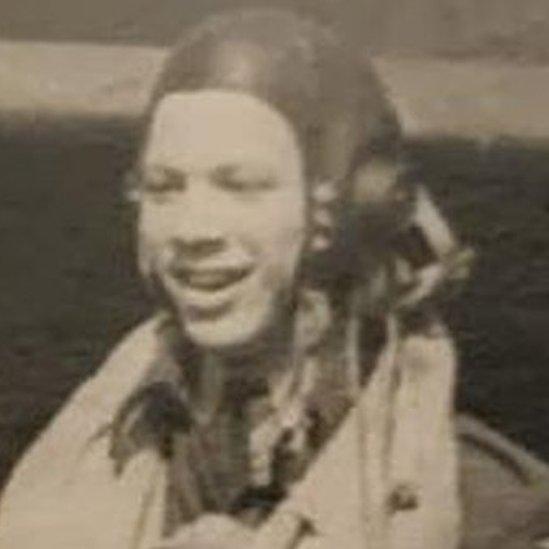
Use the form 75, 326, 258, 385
213, 165, 276, 193
140, 168, 187, 202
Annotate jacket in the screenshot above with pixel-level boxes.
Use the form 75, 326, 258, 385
0, 317, 548, 549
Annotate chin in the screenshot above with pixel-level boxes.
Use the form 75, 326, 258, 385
182, 309, 271, 355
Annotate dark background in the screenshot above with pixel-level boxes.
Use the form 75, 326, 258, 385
5, 0, 549, 62
1, 0, 549, 486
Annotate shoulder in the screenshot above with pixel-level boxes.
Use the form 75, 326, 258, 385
1, 316, 161, 501
35, 315, 162, 439
0, 317, 169, 545
458, 415, 549, 549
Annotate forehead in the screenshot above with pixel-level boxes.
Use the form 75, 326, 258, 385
143, 90, 302, 171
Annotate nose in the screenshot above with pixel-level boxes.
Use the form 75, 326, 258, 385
172, 231, 224, 259
164, 181, 226, 260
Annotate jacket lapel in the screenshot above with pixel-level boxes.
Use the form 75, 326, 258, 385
254, 321, 460, 549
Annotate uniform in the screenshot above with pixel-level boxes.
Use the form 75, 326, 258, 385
0, 317, 547, 549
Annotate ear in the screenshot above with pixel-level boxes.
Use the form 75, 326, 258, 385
123, 168, 142, 206
311, 159, 410, 315
351, 159, 403, 208
122, 168, 152, 285
349, 158, 413, 253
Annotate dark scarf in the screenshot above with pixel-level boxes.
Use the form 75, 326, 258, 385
108, 316, 385, 536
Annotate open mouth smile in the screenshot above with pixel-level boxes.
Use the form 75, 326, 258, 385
164, 264, 253, 314
178, 266, 251, 291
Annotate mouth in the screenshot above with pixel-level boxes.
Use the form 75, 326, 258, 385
179, 266, 250, 291
164, 265, 252, 314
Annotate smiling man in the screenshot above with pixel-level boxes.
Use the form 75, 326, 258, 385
139, 90, 306, 353
2, 8, 549, 549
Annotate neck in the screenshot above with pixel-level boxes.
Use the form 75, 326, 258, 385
206, 320, 296, 396
165, 291, 338, 409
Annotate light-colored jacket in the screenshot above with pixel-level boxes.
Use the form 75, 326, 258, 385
0, 315, 465, 549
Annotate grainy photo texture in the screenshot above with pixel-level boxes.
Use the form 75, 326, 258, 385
0, 2, 549, 548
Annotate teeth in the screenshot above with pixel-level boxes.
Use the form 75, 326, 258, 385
188, 272, 227, 289
184, 269, 247, 290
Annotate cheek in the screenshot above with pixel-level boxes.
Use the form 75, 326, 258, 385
137, 201, 183, 257
137, 204, 166, 245
245, 193, 307, 285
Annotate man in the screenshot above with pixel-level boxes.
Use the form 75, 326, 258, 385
1, 9, 549, 549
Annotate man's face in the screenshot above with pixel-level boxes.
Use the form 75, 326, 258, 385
139, 91, 307, 352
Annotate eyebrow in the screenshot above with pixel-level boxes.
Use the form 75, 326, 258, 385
211, 161, 276, 179
140, 158, 278, 184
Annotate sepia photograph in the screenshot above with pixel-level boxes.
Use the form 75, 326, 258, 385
0, 1, 549, 548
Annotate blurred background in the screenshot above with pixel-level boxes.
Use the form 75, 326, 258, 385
1, 0, 549, 487
4, 0, 549, 60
